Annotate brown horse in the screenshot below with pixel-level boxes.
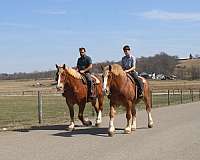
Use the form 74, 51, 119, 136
102, 64, 153, 136
56, 64, 104, 130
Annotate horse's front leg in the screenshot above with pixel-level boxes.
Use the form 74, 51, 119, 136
124, 101, 132, 134
78, 103, 92, 126
108, 104, 116, 137
66, 101, 75, 131
92, 98, 103, 127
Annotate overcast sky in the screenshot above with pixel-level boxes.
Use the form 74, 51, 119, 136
0, 0, 200, 73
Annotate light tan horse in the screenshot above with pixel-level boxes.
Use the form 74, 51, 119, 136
56, 64, 104, 131
102, 64, 153, 136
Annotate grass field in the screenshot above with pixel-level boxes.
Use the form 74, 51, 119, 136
1, 79, 200, 93
0, 79, 200, 130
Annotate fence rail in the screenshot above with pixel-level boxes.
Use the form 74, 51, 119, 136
0, 89, 200, 130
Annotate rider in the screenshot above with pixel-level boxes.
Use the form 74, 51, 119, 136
77, 47, 94, 98
121, 45, 143, 97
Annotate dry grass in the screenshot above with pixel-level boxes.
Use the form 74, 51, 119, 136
176, 59, 200, 69
149, 80, 200, 90
0, 80, 200, 92
0, 79, 200, 93
0, 79, 56, 93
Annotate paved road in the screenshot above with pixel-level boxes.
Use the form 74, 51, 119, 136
0, 102, 200, 160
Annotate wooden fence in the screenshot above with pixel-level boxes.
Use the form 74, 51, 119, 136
0, 89, 199, 130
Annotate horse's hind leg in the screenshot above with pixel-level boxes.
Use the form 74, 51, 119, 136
144, 91, 154, 128
131, 104, 137, 131
124, 101, 132, 134
78, 103, 92, 126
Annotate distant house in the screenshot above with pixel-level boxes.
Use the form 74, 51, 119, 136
156, 74, 166, 80
139, 72, 150, 79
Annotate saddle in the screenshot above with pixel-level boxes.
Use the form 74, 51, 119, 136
81, 74, 100, 85
127, 74, 135, 85
81, 74, 100, 101
127, 74, 143, 99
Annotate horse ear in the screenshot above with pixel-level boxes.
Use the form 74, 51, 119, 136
56, 64, 58, 69
63, 64, 66, 69
109, 65, 112, 71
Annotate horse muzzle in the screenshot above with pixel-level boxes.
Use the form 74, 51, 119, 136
56, 86, 63, 92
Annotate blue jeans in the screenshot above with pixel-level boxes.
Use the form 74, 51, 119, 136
129, 71, 143, 94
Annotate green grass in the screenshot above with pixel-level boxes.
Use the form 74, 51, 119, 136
0, 91, 199, 130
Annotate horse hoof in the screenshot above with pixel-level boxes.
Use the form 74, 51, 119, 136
84, 120, 92, 126
124, 129, 131, 134
108, 131, 115, 137
95, 123, 101, 127
131, 128, 136, 131
148, 124, 153, 128
67, 127, 74, 131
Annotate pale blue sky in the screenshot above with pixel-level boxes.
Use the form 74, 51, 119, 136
0, 0, 200, 73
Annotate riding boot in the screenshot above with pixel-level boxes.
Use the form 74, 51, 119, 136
137, 79, 144, 98
87, 81, 95, 99
133, 74, 143, 97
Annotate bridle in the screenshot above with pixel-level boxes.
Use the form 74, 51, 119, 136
56, 65, 67, 91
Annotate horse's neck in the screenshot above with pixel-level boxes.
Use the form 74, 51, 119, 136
64, 72, 83, 89
111, 74, 127, 87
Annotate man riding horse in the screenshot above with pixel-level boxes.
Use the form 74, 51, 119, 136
77, 47, 95, 99
121, 45, 143, 98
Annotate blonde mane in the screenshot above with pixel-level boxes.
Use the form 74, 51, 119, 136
110, 64, 126, 76
66, 67, 83, 79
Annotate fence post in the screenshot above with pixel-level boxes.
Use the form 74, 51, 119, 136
37, 91, 43, 124
180, 89, 183, 104
151, 90, 153, 108
199, 89, 200, 100
191, 89, 194, 102
168, 90, 170, 105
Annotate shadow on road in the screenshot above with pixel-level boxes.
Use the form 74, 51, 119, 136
52, 126, 148, 137
13, 124, 126, 137
13, 124, 81, 132
13, 125, 149, 137
53, 127, 110, 137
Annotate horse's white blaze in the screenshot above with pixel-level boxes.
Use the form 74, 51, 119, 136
148, 112, 153, 125
103, 76, 108, 91
57, 74, 64, 89
109, 118, 115, 132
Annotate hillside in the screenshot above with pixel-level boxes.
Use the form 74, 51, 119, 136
174, 58, 200, 80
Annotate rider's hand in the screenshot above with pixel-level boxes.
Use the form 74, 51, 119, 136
125, 70, 129, 73
80, 70, 85, 73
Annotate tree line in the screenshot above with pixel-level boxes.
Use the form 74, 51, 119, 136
0, 52, 199, 80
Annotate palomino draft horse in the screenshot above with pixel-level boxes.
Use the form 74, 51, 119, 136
56, 64, 104, 130
102, 64, 153, 136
